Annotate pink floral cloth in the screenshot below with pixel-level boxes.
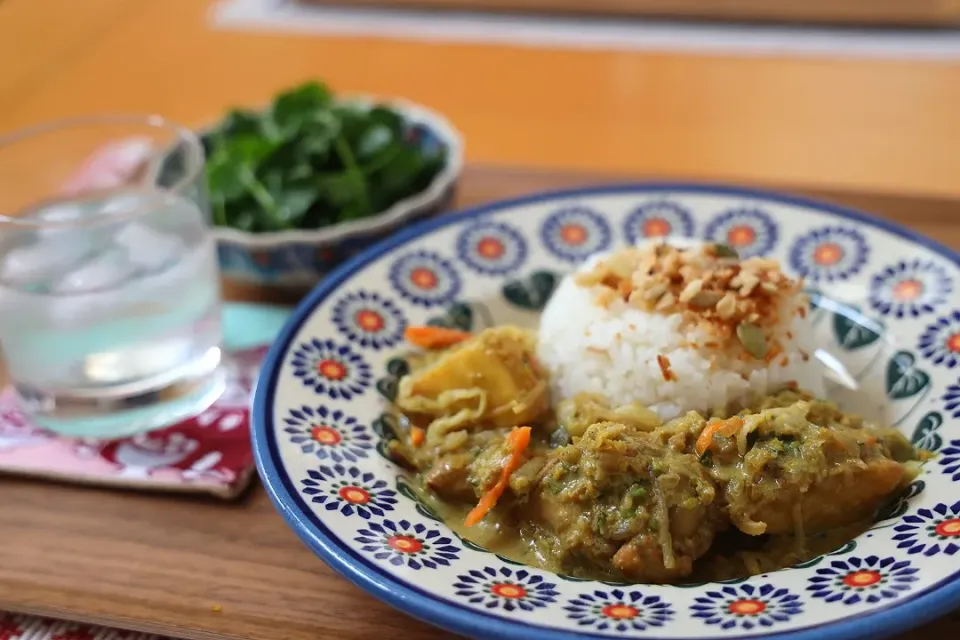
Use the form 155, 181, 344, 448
0, 613, 170, 640
0, 346, 266, 499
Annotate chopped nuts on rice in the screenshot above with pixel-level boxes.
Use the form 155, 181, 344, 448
538, 241, 823, 420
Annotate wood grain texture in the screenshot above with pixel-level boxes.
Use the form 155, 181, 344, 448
0, 0, 143, 106
2, 165, 960, 640
2, 0, 960, 198
300, 0, 960, 26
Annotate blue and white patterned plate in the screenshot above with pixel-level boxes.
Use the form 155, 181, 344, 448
252, 184, 960, 640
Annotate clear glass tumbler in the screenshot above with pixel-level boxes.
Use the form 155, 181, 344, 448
0, 116, 224, 438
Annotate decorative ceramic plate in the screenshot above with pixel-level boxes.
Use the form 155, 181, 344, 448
252, 185, 960, 640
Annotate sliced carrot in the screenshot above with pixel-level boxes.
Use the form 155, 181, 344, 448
464, 426, 531, 527
410, 426, 425, 447
695, 417, 744, 457
404, 325, 471, 349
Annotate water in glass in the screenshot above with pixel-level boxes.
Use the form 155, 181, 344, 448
0, 188, 223, 437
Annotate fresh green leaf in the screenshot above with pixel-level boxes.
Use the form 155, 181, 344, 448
331, 103, 371, 146
204, 84, 447, 233
367, 105, 405, 136
210, 191, 229, 227
315, 172, 361, 209
219, 110, 264, 138
299, 202, 337, 232
200, 133, 216, 159
275, 185, 318, 228
271, 82, 333, 135
297, 113, 340, 155
225, 134, 279, 166
357, 124, 394, 162
338, 203, 372, 222
332, 134, 372, 217
257, 139, 314, 182
206, 154, 247, 201
366, 146, 426, 214
228, 207, 258, 232
376, 145, 426, 192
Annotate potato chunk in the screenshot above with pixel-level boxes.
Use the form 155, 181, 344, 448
397, 327, 549, 443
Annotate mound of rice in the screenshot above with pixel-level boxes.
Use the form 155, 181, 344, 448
537, 243, 823, 420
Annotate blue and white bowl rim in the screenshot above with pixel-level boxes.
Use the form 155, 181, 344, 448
252, 182, 960, 640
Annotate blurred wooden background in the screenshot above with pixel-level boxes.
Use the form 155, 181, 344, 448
6, 0, 960, 200
301, 0, 960, 25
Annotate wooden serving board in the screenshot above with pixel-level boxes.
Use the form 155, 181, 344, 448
298, 0, 960, 26
3, 165, 960, 640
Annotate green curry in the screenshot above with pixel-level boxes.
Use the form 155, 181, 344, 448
389, 327, 922, 584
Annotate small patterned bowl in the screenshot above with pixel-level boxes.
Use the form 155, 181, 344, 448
210, 99, 463, 289
252, 184, 960, 640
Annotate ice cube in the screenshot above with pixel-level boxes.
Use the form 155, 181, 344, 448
100, 192, 150, 217
53, 248, 139, 293
43, 283, 127, 329
115, 222, 185, 271
0, 198, 123, 286
0, 235, 93, 286
35, 202, 86, 224
0, 285, 32, 321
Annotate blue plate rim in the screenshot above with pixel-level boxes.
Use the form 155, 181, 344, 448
252, 181, 960, 640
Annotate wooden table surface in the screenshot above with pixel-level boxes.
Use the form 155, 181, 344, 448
4, 0, 960, 200
2, 165, 960, 640
3, 1, 960, 638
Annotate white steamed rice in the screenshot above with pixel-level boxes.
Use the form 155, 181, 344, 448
537, 252, 824, 420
